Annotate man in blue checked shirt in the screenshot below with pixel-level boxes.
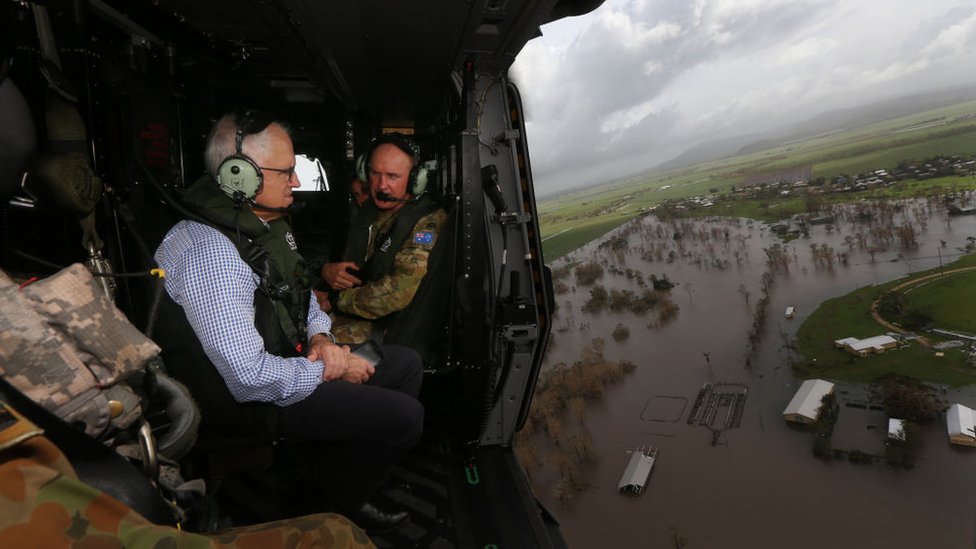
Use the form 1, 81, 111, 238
154, 111, 421, 534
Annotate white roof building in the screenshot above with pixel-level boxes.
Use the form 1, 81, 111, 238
618, 446, 658, 495
947, 403, 976, 447
888, 418, 906, 441
835, 335, 898, 357
783, 379, 835, 424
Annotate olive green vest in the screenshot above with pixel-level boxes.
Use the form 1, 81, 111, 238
344, 194, 442, 282
181, 177, 309, 357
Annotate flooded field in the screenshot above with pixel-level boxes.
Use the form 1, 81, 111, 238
534, 198, 976, 548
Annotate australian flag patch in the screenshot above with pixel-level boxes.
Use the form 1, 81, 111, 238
413, 231, 435, 246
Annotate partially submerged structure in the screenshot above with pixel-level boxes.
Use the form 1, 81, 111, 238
888, 418, 906, 441
835, 335, 898, 357
783, 379, 835, 424
618, 446, 658, 495
947, 404, 976, 446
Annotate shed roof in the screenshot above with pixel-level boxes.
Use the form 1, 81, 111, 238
836, 335, 898, 352
783, 379, 835, 420
947, 403, 975, 438
618, 446, 657, 494
888, 418, 906, 440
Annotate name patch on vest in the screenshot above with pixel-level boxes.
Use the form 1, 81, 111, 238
414, 231, 435, 247
285, 231, 298, 251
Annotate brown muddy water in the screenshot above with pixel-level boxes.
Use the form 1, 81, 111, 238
536, 198, 976, 548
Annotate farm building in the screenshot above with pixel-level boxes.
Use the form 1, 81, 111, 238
783, 379, 835, 424
947, 404, 976, 447
835, 335, 898, 357
888, 418, 906, 441
618, 446, 658, 495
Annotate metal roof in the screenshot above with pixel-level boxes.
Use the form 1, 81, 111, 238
618, 446, 657, 495
783, 379, 834, 421
947, 403, 975, 438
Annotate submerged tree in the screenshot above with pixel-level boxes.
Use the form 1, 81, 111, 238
515, 338, 639, 502
582, 285, 608, 313
574, 262, 604, 286
871, 374, 944, 422
738, 284, 751, 306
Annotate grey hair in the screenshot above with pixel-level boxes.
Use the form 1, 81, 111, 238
203, 113, 291, 179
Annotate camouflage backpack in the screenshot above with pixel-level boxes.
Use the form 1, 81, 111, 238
0, 263, 157, 438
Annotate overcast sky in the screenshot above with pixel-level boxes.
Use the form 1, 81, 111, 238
510, 0, 976, 197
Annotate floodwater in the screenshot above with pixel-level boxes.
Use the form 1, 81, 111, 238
535, 198, 976, 549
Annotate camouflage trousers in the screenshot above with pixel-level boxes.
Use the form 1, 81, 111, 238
0, 402, 376, 549
330, 315, 373, 345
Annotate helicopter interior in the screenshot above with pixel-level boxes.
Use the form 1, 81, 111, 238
1, 0, 606, 546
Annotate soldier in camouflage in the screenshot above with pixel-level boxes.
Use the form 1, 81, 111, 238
320, 134, 448, 345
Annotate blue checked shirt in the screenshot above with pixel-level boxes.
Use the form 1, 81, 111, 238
154, 220, 331, 406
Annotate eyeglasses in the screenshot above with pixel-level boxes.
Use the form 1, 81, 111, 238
259, 164, 296, 180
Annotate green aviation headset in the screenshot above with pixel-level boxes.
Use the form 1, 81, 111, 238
356, 132, 430, 196
216, 111, 273, 202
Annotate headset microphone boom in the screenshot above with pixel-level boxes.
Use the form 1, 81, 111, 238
375, 190, 413, 204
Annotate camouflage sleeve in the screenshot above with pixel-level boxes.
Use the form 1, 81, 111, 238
0, 406, 375, 548
337, 209, 448, 320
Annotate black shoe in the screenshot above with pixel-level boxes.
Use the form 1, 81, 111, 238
345, 502, 409, 535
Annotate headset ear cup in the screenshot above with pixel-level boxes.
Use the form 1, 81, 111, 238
217, 155, 263, 200
355, 153, 368, 183
411, 166, 428, 196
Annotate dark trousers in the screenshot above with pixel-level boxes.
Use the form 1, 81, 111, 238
277, 344, 423, 511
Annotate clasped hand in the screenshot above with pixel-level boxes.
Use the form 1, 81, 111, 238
307, 334, 375, 384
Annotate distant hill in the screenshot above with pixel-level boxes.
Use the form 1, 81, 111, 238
652, 84, 976, 175
740, 85, 976, 156
654, 133, 760, 173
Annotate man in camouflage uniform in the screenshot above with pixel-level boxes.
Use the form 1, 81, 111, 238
0, 397, 375, 548
320, 133, 447, 345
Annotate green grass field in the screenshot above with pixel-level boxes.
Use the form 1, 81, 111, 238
794, 254, 976, 386
902, 270, 976, 334
540, 98, 976, 261
672, 174, 973, 223
683, 196, 808, 222
540, 215, 632, 261
847, 175, 976, 201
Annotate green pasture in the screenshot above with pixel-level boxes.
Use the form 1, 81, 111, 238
683, 196, 808, 222
541, 213, 637, 261
812, 129, 976, 180
791, 343, 973, 386
902, 270, 976, 334
839, 175, 975, 201
794, 254, 976, 386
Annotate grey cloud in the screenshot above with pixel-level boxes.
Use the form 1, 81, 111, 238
514, 0, 976, 197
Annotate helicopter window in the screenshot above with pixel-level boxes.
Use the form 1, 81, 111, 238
294, 153, 329, 192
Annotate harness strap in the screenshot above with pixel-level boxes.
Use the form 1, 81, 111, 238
181, 200, 307, 354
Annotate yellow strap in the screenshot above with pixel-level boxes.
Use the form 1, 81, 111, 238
0, 401, 44, 451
